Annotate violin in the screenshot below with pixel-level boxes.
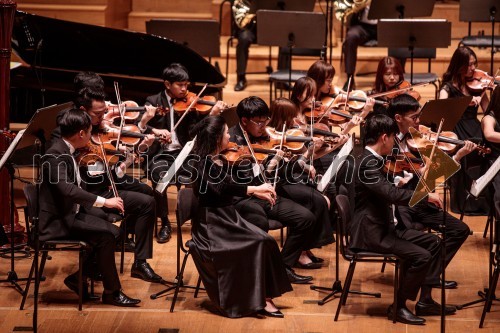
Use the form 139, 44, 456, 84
222, 142, 291, 165
406, 125, 491, 156
97, 123, 168, 148
383, 152, 424, 174
466, 69, 500, 95
75, 141, 122, 166
385, 80, 421, 101
105, 101, 167, 123
173, 91, 227, 114
259, 127, 312, 153
324, 91, 387, 111
303, 104, 353, 125
298, 123, 340, 140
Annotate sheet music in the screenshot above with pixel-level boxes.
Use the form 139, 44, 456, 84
317, 136, 354, 193
0, 129, 25, 171
155, 136, 196, 194
470, 155, 500, 197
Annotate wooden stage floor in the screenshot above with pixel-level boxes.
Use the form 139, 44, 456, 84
0, 203, 499, 333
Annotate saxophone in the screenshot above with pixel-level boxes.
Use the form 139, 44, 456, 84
232, 0, 256, 29
333, 0, 371, 21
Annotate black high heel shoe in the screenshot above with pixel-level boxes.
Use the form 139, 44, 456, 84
258, 309, 284, 318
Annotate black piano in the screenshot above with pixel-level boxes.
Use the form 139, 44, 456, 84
10, 10, 225, 123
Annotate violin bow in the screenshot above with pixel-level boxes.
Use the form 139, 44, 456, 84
273, 124, 286, 189
309, 98, 316, 165
113, 81, 126, 151
241, 128, 269, 184
96, 134, 123, 215
172, 83, 208, 131
369, 82, 429, 99
394, 136, 431, 193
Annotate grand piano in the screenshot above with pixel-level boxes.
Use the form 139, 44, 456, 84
10, 10, 225, 123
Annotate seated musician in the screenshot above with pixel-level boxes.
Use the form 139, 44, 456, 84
387, 94, 472, 295
228, 96, 322, 278
189, 115, 292, 318
481, 85, 500, 202
141, 63, 227, 243
51, 78, 162, 284
352, 114, 453, 325
40, 109, 140, 307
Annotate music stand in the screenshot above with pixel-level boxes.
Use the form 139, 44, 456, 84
459, 0, 500, 74
251, 0, 315, 12
256, 10, 325, 96
418, 96, 472, 131
377, 19, 451, 83
368, 0, 436, 19
146, 20, 220, 60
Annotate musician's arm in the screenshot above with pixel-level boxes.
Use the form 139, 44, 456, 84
482, 115, 500, 143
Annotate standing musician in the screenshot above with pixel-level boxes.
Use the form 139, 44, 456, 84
481, 85, 500, 203
189, 115, 292, 318
228, 96, 324, 279
439, 46, 490, 215
141, 63, 227, 243
51, 78, 162, 284
40, 109, 140, 307
352, 114, 454, 325
387, 94, 473, 299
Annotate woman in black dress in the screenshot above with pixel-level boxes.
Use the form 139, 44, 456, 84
481, 85, 500, 203
439, 46, 489, 214
189, 115, 292, 318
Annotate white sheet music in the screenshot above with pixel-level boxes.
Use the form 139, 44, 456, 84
470, 155, 500, 197
0, 129, 25, 171
317, 136, 354, 193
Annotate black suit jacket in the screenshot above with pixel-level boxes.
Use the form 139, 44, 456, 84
350, 149, 413, 253
39, 138, 119, 241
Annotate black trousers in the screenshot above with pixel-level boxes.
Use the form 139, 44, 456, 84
235, 195, 315, 267
393, 228, 442, 301
72, 215, 121, 292
343, 22, 377, 75
396, 204, 470, 283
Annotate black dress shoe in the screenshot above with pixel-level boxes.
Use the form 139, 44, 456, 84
258, 309, 284, 318
157, 225, 172, 244
234, 79, 247, 91
415, 300, 457, 316
306, 251, 324, 263
431, 280, 458, 289
293, 261, 322, 269
387, 305, 426, 325
131, 261, 162, 283
102, 290, 141, 307
64, 274, 100, 301
285, 267, 313, 284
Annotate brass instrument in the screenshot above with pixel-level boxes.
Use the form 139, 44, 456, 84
232, 0, 256, 29
333, 0, 370, 21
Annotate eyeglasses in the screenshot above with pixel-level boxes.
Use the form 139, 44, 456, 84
249, 118, 270, 127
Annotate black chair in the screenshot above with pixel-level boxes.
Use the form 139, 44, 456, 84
150, 187, 203, 312
479, 200, 500, 328
459, 22, 500, 49
20, 184, 92, 311
269, 219, 285, 248
334, 195, 400, 323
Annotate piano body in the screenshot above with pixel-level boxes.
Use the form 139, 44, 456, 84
10, 10, 225, 123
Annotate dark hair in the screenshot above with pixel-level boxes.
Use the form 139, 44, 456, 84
191, 115, 227, 157
386, 94, 420, 119
236, 96, 270, 119
74, 87, 106, 110
268, 98, 298, 129
290, 77, 316, 107
485, 85, 500, 121
364, 114, 399, 145
307, 60, 335, 97
58, 108, 92, 138
442, 46, 477, 89
162, 63, 190, 82
374, 57, 405, 93
74, 71, 105, 95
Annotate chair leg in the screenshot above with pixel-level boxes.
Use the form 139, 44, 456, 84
120, 219, 127, 274
280, 228, 284, 248
170, 250, 191, 313
334, 260, 355, 321
480, 264, 499, 328
381, 258, 387, 273
78, 250, 84, 311
342, 261, 357, 306
393, 262, 399, 324
20, 255, 37, 310
194, 276, 202, 298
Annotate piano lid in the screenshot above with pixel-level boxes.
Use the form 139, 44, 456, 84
11, 10, 225, 86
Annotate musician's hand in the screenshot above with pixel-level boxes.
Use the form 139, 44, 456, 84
307, 165, 317, 179
248, 183, 276, 206
454, 140, 477, 162
139, 105, 158, 128
362, 97, 375, 112
427, 192, 443, 210
104, 197, 125, 214
312, 136, 324, 150
471, 96, 482, 107
330, 134, 349, 150
152, 128, 171, 142
349, 115, 363, 127
210, 101, 227, 116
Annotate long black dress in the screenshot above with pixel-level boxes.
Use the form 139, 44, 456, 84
191, 157, 292, 318
441, 82, 489, 215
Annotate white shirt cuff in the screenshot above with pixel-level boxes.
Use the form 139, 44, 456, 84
94, 196, 106, 207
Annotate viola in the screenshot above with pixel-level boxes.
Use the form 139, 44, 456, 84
222, 142, 290, 165
75, 141, 122, 166
384, 152, 424, 174
466, 69, 500, 95
385, 81, 421, 101
97, 123, 168, 147
298, 123, 340, 140
406, 125, 491, 156
173, 91, 228, 114
260, 127, 312, 153
324, 91, 387, 111
104, 101, 167, 124
303, 104, 353, 125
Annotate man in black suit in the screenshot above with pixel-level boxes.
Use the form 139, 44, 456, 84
40, 109, 140, 306
141, 63, 226, 243
352, 114, 454, 325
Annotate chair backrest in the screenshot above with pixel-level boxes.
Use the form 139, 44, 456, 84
335, 194, 351, 255
176, 188, 199, 226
